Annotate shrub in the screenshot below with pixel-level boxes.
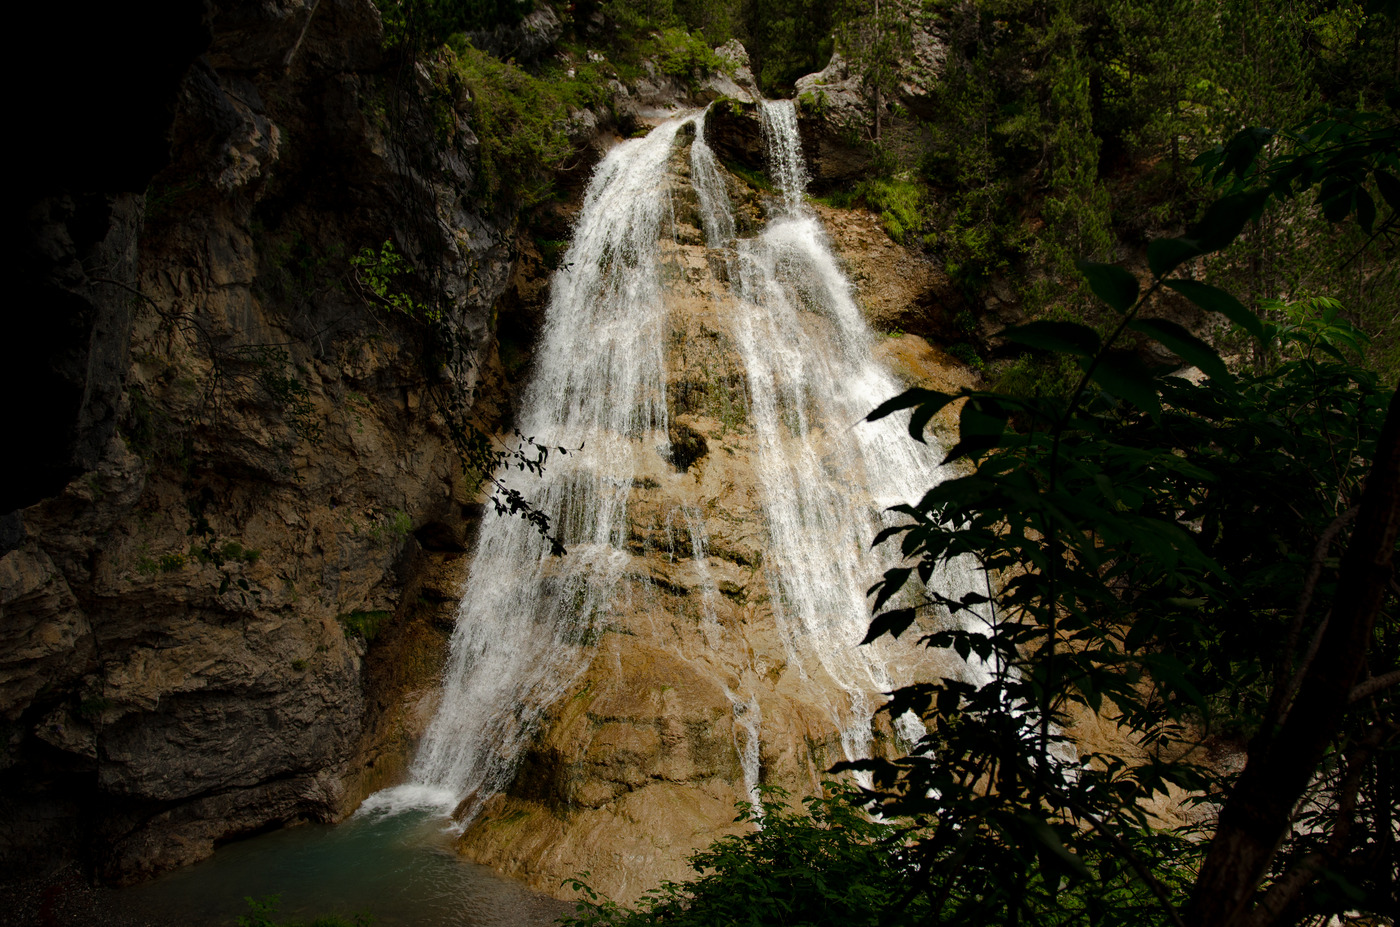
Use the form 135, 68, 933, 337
446, 40, 575, 206
238, 895, 373, 927
338, 610, 393, 644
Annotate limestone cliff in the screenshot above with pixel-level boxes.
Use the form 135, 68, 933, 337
1, 0, 533, 883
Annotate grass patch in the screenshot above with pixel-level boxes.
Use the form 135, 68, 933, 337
338, 610, 393, 644
723, 159, 773, 194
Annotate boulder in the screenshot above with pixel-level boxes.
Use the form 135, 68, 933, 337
793, 54, 875, 186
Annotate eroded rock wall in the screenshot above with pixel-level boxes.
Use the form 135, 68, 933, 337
0, 0, 529, 883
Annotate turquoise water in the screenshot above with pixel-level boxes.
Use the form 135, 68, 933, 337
118, 808, 571, 927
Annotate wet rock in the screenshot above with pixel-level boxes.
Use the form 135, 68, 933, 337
793, 54, 875, 186
703, 98, 765, 173
666, 418, 709, 472
455, 134, 973, 906
811, 202, 965, 341
0, 0, 520, 884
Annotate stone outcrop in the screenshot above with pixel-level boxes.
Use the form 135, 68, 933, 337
466, 5, 565, 64
792, 54, 877, 186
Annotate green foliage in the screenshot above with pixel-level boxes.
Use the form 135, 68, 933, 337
338, 610, 394, 643
533, 237, 570, 270
853, 170, 1397, 923
445, 39, 576, 206
722, 158, 773, 194
183, 485, 265, 602
746, 0, 835, 94
945, 342, 983, 370
833, 0, 913, 141
652, 26, 724, 81
991, 352, 1081, 401
143, 177, 203, 222
350, 240, 443, 323
76, 696, 115, 717
861, 177, 923, 244
588, 0, 833, 95
1195, 104, 1400, 241
563, 785, 1187, 926
561, 785, 923, 926
238, 895, 374, 927
847, 0, 1399, 379
373, 0, 531, 48
352, 508, 414, 546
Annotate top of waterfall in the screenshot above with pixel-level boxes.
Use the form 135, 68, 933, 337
758, 99, 810, 216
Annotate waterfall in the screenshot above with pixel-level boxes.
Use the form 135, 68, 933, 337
693, 100, 983, 766
369, 102, 983, 826
366, 119, 690, 819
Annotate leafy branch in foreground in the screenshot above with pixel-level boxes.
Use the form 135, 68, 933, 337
851, 145, 1397, 923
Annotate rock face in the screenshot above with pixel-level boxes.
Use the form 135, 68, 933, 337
792, 54, 876, 186
0, 0, 527, 883
454, 117, 973, 906
2, 12, 977, 906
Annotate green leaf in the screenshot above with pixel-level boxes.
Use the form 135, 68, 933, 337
942, 396, 1010, 463
1355, 187, 1376, 234
1321, 187, 1354, 223
1147, 237, 1203, 278
1127, 318, 1229, 381
1075, 261, 1140, 314
1002, 321, 1102, 357
1084, 353, 1160, 416
866, 388, 959, 442
862, 609, 918, 644
870, 567, 912, 613
1020, 815, 1091, 879
1192, 190, 1269, 251
1374, 169, 1400, 212
1163, 279, 1266, 341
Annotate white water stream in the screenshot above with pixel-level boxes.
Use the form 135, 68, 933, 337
694, 101, 984, 769
368, 102, 985, 824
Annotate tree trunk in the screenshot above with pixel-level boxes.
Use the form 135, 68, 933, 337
874, 0, 882, 142
1188, 386, 1400, 926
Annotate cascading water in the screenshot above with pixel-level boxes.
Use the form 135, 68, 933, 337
369, 119, 691, 820
375, 102, 986, 834
691, 100, 985, 766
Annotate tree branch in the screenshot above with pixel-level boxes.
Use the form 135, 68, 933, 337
1059, 792, 1188, 927
1189, 386, 1400, 927
1348, 670, 1400, 704
1262, 506, 1358, 732
1242, 720, 1398, 927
